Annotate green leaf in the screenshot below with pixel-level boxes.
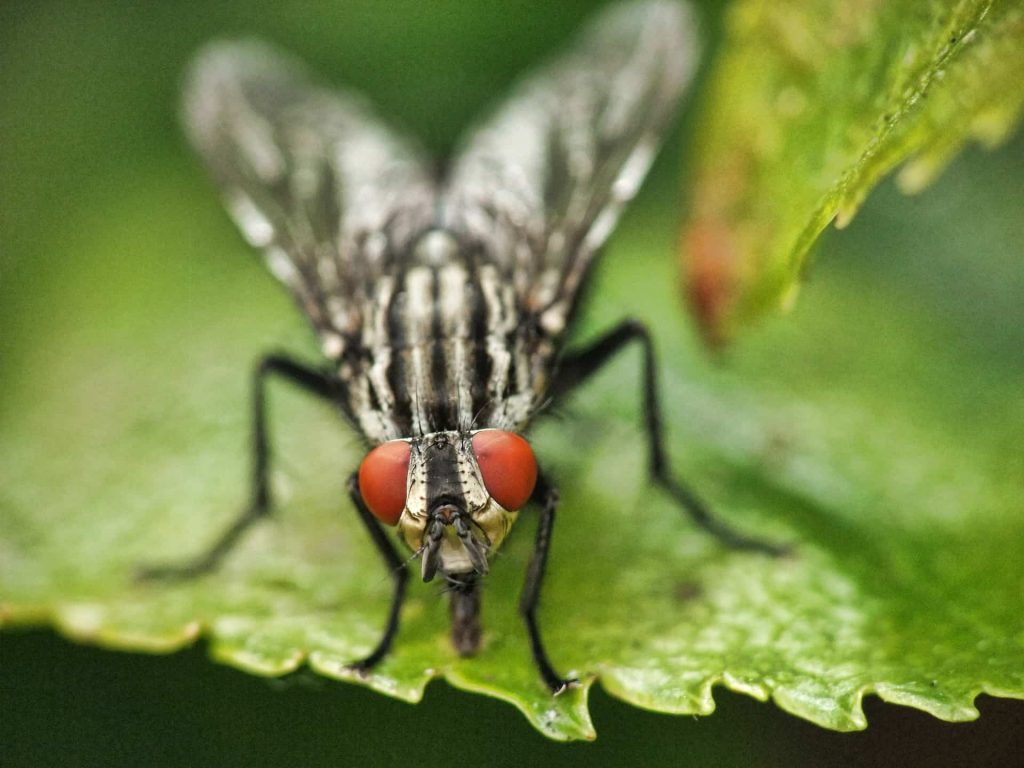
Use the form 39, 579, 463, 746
3, 134, 1023, 739
683, 0, 1024, 342
2, 0, 1022, 744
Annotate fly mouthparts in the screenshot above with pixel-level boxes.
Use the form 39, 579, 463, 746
419, 508, 491, 582
421, 518, 445, 582
454, 515, 489, 575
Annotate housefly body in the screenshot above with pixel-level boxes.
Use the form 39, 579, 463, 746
140, 1, 782, 693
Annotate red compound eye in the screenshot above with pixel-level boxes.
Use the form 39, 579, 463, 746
358, 440, 411, 525
472, 430, 537, 511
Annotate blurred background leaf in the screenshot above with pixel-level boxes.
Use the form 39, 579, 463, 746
683, 0, 1024, 342
1, 0, 1023, 756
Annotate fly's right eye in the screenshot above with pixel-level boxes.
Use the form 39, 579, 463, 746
471, 430, 537, 511
358, 440, 411, 525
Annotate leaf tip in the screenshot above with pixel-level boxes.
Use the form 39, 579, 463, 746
896, 158, 939, 195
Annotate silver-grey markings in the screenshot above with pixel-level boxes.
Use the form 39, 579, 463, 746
144, 1, 781, 694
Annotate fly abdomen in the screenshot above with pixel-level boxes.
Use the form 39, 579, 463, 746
449, 577, 483, 656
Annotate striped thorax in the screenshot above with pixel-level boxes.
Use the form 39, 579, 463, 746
343, 228, 546, 446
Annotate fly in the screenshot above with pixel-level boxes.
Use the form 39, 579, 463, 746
139, 0, 783, 694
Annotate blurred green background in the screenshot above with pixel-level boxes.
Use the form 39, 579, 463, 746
2, 0, 1022, 765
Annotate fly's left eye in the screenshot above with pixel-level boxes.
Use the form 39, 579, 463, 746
358, 440, 411, 525
471, 430, 537, 511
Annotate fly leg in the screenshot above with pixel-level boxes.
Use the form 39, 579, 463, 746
137, 353, 338, 580
549, 318, 787, 555
345, 473, 409, 673
521, 473, 578, 694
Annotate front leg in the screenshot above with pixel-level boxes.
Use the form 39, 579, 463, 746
344, 473, 410, 673
520, 473, 577, 694
137, 353, 338, 580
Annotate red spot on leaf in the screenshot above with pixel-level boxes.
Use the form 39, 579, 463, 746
683, 219, 740, 347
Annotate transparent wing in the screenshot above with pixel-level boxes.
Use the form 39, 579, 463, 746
442, 0, 697, 337
183, 41, 437, 356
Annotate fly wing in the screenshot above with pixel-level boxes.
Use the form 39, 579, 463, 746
442, 1, 697, 338
183, 41, 437, 358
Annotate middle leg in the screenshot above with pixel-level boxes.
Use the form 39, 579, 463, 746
550, 318, 787, 555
